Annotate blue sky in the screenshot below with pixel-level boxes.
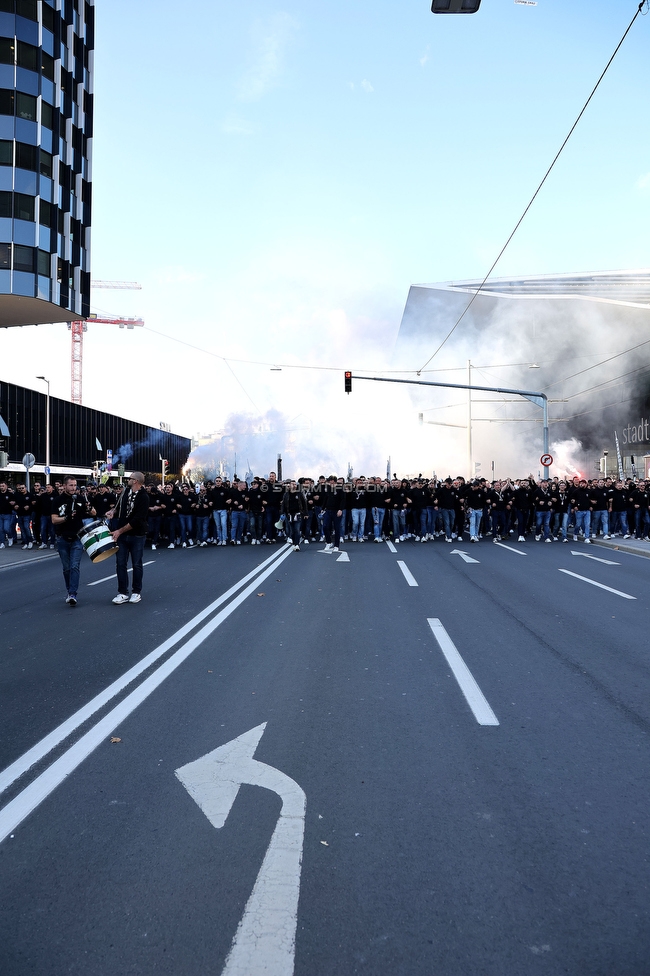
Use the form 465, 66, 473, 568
4, 0, 650, 476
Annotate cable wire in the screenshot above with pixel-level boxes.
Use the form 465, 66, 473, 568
416, 1, 647, 375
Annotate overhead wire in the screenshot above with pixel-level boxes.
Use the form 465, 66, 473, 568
415, 0, 647, 376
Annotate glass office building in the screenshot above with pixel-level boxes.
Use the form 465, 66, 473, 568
0, 0, 93, 328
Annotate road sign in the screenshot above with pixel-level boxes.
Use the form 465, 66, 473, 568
44, 465, 50, 475
540, 453, 553, 467
22, 453, 35, 469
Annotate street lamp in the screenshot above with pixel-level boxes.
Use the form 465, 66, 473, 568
36, 376, 50, 485
431, 0, 481, 12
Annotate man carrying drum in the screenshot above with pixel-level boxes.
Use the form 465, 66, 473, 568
107, 472, 150, 605
51, 475, 96, 607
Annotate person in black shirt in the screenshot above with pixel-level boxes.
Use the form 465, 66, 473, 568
108, 472, 150, 604
51, 475, 96, 606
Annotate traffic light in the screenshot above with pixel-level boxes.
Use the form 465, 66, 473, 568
163, 459, 169, 473
344, 371, 352, 394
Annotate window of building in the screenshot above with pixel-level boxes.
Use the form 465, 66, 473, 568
0, 141, 13, 166
15, 192, 34, 221
0, 90, 14, 116
16, 42, 38, 72
41, 51, 55, 82
17, 0, 38, 20
39, 199, 52, 227
0, 190, 11, 218
0, 38, 15, 65
15, 142, 37, 171
0, 243, 9, 268
42, 4, 55, 33
0, 0, 13, 12
41, 100, 54, 131
37, 248, 50, 276
13, 244, 34, 272
16, 92, 37, 121
40, 148, 53, 178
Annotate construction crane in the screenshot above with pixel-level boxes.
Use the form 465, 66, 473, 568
68, 281, 143, 405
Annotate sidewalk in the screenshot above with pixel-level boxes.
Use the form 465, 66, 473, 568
591, 535, 650, 559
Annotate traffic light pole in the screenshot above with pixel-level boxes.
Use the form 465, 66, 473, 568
347, 373, 550, 479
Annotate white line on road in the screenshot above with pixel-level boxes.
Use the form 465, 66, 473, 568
0, 553, 58, 572
558, 569, 636, 600
493, 542, 527, 555
87, 560, 155, 585
397, 560, 418, 586
0, 544, 295, 843
570, 550, 620, 565
386, 540, 397, 553
450, 549, 480, 564
0, 545, 292, 802
336, 551, 350, 562
427, 618, 499, 726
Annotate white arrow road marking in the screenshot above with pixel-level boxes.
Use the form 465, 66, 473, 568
176, 724, 306, 976
386, 540, 397, 553
558, 569, 636, 600
0, 547, 294, 839
397, 560, 418, 586
336, 551, 350, 562
570, 550, 620, 565
450, 549, 480, 564
427, 619, 499, 726
87, 560, 155, 585
493, 542, 526, 555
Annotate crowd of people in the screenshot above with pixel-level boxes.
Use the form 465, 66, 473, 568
1, 471, 648, 555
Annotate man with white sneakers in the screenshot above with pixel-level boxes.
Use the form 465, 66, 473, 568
108, 472, 149, 605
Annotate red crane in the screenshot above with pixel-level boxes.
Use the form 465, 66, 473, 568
69, 281, 143, 404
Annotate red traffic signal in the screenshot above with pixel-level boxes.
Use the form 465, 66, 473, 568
344, 371, 352, 394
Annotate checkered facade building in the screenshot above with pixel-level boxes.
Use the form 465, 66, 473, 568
0, 0, 93, 322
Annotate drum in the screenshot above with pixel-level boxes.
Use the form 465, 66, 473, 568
78, 520, 118, 563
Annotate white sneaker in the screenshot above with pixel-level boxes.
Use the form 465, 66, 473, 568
545, 537, 552, 543
151, 544, 157, 550
324, 543, 333, 551
182, 542, 187, 548
603, 535, 610, 540
38, 543, 47, 549
584, 538, 591, 544
414, 536, 420, 542
112, 593, 129, 605
394, 537, 400, 543
7, 540, 13, 546
624, 534, 631, 539
27, 542, 33, 549
129, 593, 142, 603
303, 539, 309, 545
49, 544, 55, 549
518, 536, 525, 542
535, 534, 541, 541
168, 543, 175, 549
293, 545, 300, 551
331, 546, 339, 552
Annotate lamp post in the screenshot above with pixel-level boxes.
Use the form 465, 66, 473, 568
36, 376, 50, 485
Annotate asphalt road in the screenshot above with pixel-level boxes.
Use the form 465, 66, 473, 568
1, 536, 650, 976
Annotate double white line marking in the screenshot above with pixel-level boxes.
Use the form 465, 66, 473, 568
0, 544, 293, 844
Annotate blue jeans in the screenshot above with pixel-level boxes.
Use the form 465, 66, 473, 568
469, 508, 483, 538
17, 515, 33, 544
391, 509, 406, 539
248, 512, 263, 541
0, 513, 14, 545
57, 536, 83, 597
179, 514, 194, 543
195, 516, 210, 543
372, 507, 385, 539
116, 534, 145, 595
230, 510, 246, 542
213, 510, 228, 543
634, 508, 650, 539
590, 510, 609, 537
552, 512, 569, 540
535, 511, 551, 540
573, 511, 591, 538
351, 508, 367, 540
40, 515, 55, 545
610, 511, 628, 535
440, 509, 454, 539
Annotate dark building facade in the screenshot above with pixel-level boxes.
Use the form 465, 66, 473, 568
0, 380, 191, 478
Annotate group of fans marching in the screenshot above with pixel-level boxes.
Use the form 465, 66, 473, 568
1, 471, 648, 553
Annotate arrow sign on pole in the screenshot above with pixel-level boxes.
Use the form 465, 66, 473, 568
450, 549, 480, 564
175, 723, 306, 976
570, 550, 620, 565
